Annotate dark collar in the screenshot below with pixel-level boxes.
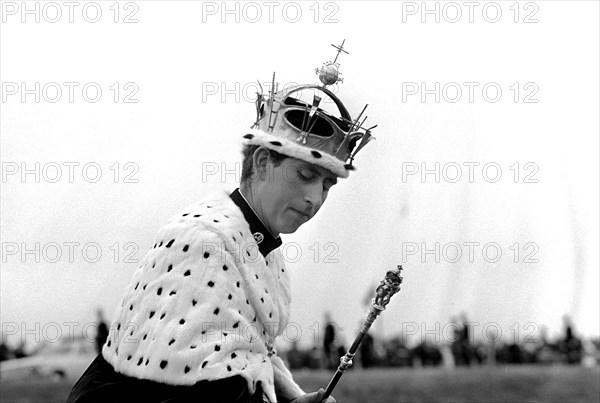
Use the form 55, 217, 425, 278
229, 188, 282, 257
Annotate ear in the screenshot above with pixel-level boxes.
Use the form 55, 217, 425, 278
252, 147, 271, 181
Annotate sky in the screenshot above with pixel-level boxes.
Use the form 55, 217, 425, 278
1, 1, 599, 350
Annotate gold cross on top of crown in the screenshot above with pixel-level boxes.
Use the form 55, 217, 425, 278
331, 39, 349, 64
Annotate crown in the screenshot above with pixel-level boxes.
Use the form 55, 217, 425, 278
243, 40, 376, 178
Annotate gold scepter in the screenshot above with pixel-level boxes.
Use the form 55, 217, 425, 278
321, 266, 404, 401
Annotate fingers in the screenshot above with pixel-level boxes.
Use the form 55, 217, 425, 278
314, 388, 336, 403
290, 389, 335, 403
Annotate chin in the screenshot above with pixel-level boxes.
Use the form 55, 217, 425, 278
279, 222, 304, 234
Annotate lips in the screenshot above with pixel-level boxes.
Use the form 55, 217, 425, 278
291, 208, 309, 219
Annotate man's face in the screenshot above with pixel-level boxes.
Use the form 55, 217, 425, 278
256, 156, 338, 235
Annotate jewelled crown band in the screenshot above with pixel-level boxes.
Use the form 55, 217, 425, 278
242, 40, 376, 178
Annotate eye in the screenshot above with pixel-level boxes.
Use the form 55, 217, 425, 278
298, 170, 315, 182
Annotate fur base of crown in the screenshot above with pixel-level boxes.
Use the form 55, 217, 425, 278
242, 129, 352, 178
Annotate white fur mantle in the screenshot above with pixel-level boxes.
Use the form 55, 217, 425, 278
102, 189, 304, 402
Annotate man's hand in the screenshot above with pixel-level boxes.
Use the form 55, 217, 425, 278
289, 388, 336, 403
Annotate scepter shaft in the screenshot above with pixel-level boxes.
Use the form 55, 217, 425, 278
321, 266, 403, 401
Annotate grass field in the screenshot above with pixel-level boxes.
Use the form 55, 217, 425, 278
293, 366, 600, 402
1, 365, 598, 402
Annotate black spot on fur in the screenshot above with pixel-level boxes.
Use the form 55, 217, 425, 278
202, 361, 208, 368
213, 307, 220, 315
311, 150, 322, 158
184, 270, 191, 276
157, 287, 162, 296
179, 319, 185, 325
215, 345, 221, 352
149, 311, 155, 319
243, 134, 254, 139
207, 281, 214, 287
160, 360, 168, 369
183, 245, 189, 252
204, 252, 210, 259
185, 366, 190, 374
269, 141, 282, 146
223, 265, 228, 271
167, 265, 173, 272
166, 239, 175, 248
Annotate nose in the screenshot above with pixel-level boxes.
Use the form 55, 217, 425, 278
303, 182, 323, 212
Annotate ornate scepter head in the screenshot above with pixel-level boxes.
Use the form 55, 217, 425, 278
373, 266, 403, 310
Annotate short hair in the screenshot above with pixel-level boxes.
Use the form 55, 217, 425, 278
240, 144, 289, 183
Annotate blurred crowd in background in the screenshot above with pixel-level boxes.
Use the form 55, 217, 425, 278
1, 311, 598, 372
285, 313, 600, 371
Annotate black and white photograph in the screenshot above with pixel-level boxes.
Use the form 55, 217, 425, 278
1, 1, 599, 402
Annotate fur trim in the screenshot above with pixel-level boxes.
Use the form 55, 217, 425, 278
101, 190, 303, 402
243, 129, 351, 178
